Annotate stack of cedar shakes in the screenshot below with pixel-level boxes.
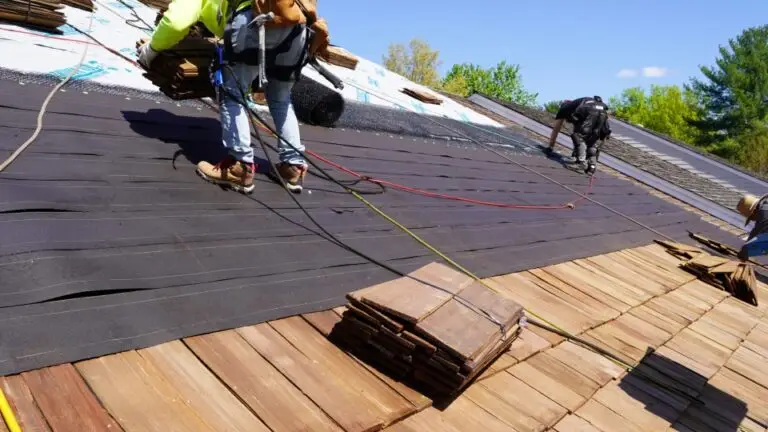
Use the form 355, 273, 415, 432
0, 0, 93, 33
656, 239, 758, 306
134, 10, 217, 100
0, 0, 67, 32
135, 35, 216, 100
330, 262, 524, 399
401, 87, 443, 105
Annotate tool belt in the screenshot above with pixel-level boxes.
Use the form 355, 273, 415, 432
250, 0, 329, 56
218, 2, 328, 83
218, 7, 306, 83
252, 0, 308, 27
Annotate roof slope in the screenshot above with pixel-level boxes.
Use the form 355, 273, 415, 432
471, 94, 746, 212
3, 243, 768, 432
4, 5, 768, 431
0, 76, 739, 375
617, 118, 768, 184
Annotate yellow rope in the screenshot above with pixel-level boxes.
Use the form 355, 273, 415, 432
351, 191, 577, 338
250, 104, 635, 371
248, 115, 611, 352
0, 387, 21, 432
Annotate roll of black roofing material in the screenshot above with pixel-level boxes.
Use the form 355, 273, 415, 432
331, 99, 541, 153
291, 77, 345, 127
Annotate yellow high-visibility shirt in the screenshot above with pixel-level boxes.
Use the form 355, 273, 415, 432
149, 0, 249, 51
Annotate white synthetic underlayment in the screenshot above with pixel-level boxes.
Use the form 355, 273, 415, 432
0, 0, 501, 127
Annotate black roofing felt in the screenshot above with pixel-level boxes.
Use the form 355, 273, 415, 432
0, 76, 743, 375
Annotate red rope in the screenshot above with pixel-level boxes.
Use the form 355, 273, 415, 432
0, 27, 101, 46
306, 149, 595, 210
11, 26, 596, 210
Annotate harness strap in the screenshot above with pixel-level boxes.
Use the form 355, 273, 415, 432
221, 8, 308, 81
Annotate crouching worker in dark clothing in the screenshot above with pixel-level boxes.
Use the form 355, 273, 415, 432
737, 193, 768, 260
545, 96, 611, 175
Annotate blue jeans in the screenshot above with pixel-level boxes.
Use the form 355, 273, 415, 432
739, 232, 768, 259
219, 9, 306, 166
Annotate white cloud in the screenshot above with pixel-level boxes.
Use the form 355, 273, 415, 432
617, 68, 638, 78
642, 66, 668, 78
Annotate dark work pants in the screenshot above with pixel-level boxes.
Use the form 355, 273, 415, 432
571, 133, 599, 165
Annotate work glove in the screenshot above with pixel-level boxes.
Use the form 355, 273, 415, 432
137, 42, 159, 69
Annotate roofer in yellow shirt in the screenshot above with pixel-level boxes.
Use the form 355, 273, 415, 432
137, 0, 329, 194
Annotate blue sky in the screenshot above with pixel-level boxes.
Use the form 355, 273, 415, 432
319, 0, 768, 105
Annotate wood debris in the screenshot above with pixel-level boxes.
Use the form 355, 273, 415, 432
653, 239, 704, 260
688, 232, 741, 256
0, 0, 67, 33
329, 262, 524, 399
656, 239, 758, 306
318, 45, 358, 69
401, 87, 443, 105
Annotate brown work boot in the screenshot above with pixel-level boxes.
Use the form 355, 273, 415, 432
196, 156, 256, 193
275, 162, 307, 193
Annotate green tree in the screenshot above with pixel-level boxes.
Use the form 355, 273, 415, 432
543, 100, 563, 114
734, 124, 768, 173
382, 39, 442, 88
440, 61, 538, 106
440, 73, 469, 96
687, 25, 768, 140
610, 85, 705, 144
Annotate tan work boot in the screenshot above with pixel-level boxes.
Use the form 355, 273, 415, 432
196, 156, 255, 193
276, 162, 307, 193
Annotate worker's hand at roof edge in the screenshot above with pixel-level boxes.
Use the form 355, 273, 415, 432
137, 42, 159, 69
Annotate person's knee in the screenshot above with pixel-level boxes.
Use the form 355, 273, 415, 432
266, 79, 294, 102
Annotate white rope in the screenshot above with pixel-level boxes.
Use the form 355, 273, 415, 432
0, 13, 95, 173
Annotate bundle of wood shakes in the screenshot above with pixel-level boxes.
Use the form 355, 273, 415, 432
0, 0, 67, 33
329, 262, 524, 399
136, 36, 216, 100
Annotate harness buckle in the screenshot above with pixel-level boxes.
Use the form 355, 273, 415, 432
211, 41, 226, 103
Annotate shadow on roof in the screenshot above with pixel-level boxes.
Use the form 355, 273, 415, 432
618, 348, 749, 431
122, 108, 273, 171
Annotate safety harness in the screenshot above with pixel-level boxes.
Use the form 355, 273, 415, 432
211, 0, 318, 98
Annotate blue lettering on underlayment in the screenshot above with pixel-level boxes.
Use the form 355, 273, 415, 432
108, 0, 130, 8
108, 0, 143, 9
374, 66, 386, 77
356, 88, 370, 104
367, 76, 379, 88
410, 99, 426, 113
50, 60, 108, 81
57, 24, 80, 36
120, 47, 137, 59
